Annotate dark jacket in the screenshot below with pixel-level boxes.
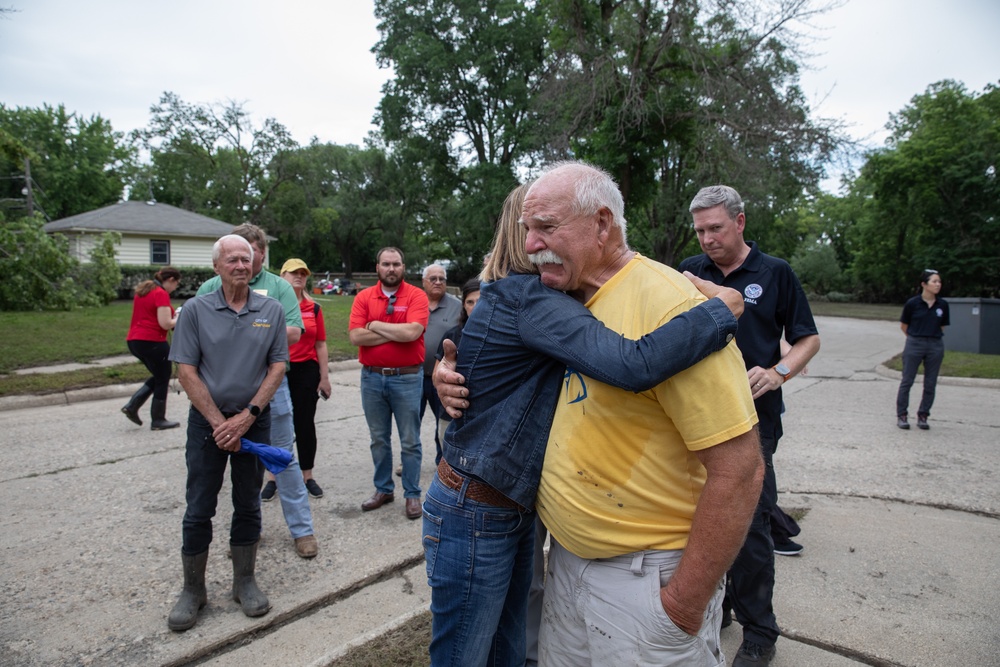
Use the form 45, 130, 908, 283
443, 273, 737, 509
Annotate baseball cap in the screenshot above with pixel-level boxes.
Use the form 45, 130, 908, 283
280, 258, 311, 275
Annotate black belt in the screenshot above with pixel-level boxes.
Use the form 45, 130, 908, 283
364, 365, 421, 376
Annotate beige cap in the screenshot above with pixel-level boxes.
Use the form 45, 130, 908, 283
280, 258, 311, 275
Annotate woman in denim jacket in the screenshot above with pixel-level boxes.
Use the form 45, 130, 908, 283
423, 182, 742, 667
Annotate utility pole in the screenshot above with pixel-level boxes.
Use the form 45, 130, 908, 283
24, 157, 34, 216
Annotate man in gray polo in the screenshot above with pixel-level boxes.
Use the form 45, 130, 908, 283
166, 234, 287, 631
420, 264, 462, 464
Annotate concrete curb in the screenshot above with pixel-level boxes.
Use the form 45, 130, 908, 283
0, 360, 364, 413
875, 363, 1000, 388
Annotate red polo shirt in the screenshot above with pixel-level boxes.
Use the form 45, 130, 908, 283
349, 281, 429, 367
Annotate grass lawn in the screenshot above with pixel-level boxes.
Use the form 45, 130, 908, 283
2, 297, 998, 397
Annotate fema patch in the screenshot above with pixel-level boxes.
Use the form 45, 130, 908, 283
744, 284, 763, 300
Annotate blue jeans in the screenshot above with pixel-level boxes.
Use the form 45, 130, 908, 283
270, 377, 314, 539
422, 475, 536, 667
182, 406, 269, 554
361, 368, 423, 498
896, 336, 945, 418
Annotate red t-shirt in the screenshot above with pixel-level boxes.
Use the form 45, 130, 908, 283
127, 285, 173, 342
349, 281, 429, 367
289, 298, 326, 363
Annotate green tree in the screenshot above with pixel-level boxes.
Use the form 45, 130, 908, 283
261, 142, 416, 277
373, 0, 547, 269
537, 0, 841, 266
850, 81, 1000, 300
0, 104, 133, 221
132, 92, 298, 225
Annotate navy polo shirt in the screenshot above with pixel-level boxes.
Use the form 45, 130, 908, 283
900, 295, 949, 338
679, 241, 818, 440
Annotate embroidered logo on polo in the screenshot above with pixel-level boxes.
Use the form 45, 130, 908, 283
744, 283, 763, 305
564, 368, 588, 404
252, 318, 271, 328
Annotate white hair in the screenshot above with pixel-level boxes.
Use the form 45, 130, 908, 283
212, 235, 254, 264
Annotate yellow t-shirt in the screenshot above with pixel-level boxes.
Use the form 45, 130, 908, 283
535, 255, 757, 559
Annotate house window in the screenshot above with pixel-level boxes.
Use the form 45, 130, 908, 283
150, 240, 170, 265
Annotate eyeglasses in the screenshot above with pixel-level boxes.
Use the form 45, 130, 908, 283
924, 269, 938, 274
386, 294, 397, 315
426, 276, 447, 283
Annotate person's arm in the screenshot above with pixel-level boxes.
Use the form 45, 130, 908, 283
748, 333, 821, 399
366, 319, 425, 342
517, 281, 738, 392
177, 363, 226, 432
157, 306, 177, 331
209, 361, 286, 451
660, 427, 763, 635
316, 341, 331, 398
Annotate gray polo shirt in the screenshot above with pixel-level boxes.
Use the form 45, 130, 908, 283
170, 287, 288, 413
423, 293, 463, 373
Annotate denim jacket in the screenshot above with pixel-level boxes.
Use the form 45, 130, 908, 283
442, 273, 737, 509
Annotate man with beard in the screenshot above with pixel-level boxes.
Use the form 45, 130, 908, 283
349, 247, 430, 519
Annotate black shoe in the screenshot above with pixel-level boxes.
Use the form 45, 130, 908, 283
733, 640, 776, 667
917, 414, 930, 430
305, 479, 324, 498
774, 538, 804, 556
261, 481, 277, 502
897, 414, 910, 430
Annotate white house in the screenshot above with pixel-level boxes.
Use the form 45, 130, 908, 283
43, 201, 236, 268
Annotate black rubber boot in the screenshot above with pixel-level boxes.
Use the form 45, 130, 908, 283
121, 384, 153, 426
231, 542, 270, 617
150, 398, 180, 430
167, 550, 209, 631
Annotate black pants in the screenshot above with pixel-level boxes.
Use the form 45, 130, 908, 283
127, 339, 172, 400
727, 435, 780, 648
287, 359, 320, 471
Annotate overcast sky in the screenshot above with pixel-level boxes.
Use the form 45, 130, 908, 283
2, 0, 998, 189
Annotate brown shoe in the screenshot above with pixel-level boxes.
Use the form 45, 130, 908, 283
361, 491, 394, 512
405, 497, 422, 520
294, 534, 318, 559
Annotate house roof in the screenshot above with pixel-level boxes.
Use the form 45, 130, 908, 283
43, 201, 236, 238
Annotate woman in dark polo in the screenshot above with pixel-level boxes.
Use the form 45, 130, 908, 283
896, 269, 949, 430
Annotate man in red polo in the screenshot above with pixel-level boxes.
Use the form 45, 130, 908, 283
349, 247, 430, 519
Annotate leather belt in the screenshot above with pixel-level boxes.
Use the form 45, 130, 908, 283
437, 459, 524, 511
364, 365, 421, 376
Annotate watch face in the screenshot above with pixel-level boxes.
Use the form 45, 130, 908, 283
249, 404, 261, 416
776, 364, 791, 377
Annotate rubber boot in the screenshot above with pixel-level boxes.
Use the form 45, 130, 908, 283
121, 384, 153, 426
150, 398, 180, 430
167, 550, 209, 631
231, 542, 270, 617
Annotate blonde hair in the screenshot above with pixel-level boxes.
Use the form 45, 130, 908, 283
481, 182, 536, 282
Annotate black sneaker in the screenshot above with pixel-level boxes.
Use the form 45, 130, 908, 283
305, 479, 324, 498
261, 480, 277, 502
917, 415, 930, 430
733, 640, 776, 667
897, 415, 910, 430
774, 538, 804, 556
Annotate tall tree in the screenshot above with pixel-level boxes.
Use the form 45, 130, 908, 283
372, 0, 547, 272
0, 104, 132, 221
850, 80, 1000, 300
132, 92, 298, 225
536, 0, 841, 265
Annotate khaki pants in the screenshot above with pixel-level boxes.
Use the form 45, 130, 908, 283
539, 539, 725, 667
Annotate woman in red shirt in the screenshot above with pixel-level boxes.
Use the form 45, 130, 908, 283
123, 266, 181, 430
274, 258, 331, 499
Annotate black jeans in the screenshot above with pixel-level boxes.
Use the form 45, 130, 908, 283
727, 435, 780, 648
287, 359, 320, 471
181, 406, 270, 555
127, 339, 172, 400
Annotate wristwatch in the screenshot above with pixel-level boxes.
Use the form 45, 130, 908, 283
773, 363, 792, 381
247, 403, 261, 417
